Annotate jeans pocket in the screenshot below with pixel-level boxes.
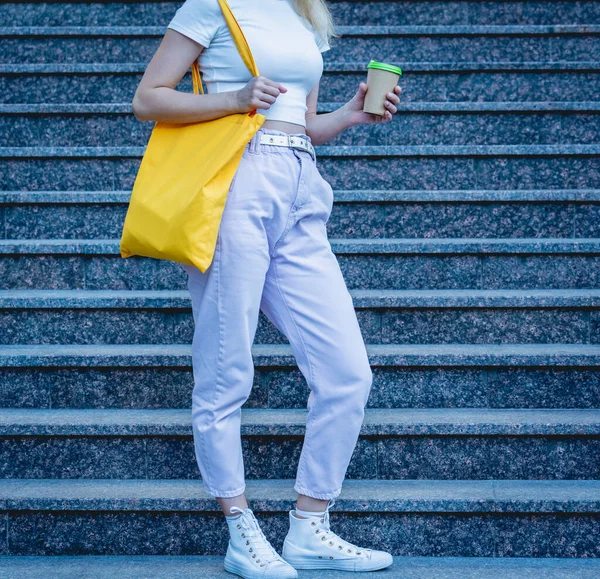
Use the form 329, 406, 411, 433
319, 172, 335, 217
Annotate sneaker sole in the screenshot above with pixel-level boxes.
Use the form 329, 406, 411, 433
284, 556, 392, 572
224, 558, 298, 579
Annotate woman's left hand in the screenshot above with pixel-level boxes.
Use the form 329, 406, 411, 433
343, 82, 402, 126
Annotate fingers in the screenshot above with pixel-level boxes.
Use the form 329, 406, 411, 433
255, 77, 286, 108
262, 77, 287, 94
388, 86, 402, 104
262, 84, 285, 99
384, 97, 397, 115
383, 85, 402, 117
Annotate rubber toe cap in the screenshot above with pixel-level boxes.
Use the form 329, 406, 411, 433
263, 559, 298, 578
359, 549, 393, 571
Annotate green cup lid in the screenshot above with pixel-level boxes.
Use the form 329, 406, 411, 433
367, 59, 402, 76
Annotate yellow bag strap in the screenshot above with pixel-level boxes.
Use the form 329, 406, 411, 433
191, 0, 260, 96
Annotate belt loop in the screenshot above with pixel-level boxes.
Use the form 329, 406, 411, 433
249, 129, 262, 154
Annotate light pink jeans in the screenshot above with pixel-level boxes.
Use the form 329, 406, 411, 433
181, 127, 373, 500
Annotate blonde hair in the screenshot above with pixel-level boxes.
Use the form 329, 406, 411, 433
290, 0, 338, 49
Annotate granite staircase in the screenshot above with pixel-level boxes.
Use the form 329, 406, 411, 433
1, 1, 600, 577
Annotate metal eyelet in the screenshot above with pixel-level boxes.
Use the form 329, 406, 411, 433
245, 540, 249, 545
311, 521, 316, 526
347, 548, 352, 553
321, 536, 327, 541
241, 533, 245, 538
329, 556, 334, 559
252, 554, 256, 558
236, 524, 241, 529
338, 545, 343, 550
329, 541, 334, 546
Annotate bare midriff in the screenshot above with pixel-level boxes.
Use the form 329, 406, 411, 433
262, 119, 307, 135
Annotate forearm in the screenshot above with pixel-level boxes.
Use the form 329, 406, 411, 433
132, 87, 241, 123
305, 103, 357, 146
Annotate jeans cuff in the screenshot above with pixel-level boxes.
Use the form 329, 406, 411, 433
203, 482, 247, 499
294, 483, 342, 500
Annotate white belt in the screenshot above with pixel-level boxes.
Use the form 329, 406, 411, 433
259, 133, 315, 161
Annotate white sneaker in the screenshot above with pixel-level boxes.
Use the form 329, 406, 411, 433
282, 498, 393, 572
224, 505, 298, 579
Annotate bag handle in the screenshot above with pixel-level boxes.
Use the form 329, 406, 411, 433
191, 0, 260, 97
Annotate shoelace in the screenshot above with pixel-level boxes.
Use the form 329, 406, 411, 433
230, 506, 283, 566
311, 499, 369, 558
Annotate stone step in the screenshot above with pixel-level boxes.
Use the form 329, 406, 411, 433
1, 143, 598, 191
1, 555, 599, 579
3, 102, 600, 148
4, 407, 598, 437
1, 238, 599, 290
2, 25, 599, 63
2, 1, 598, 27
1, 62, 597, 103
1, 343, 599, 410
2, 289, 600, 346
0, 478, 598, 556
1, 187, 599, 240
0, 408, 598, 480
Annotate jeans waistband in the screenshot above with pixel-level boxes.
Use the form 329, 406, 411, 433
247, 127, 313, 157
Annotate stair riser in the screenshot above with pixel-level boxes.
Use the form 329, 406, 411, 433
3, 35, 598, 64
2, 367, 599, 410
3, 202, 599, 239
2, 0, 599, 566
1, 510, 598, 557
2, 254, 600, 290
1, 435, 598, 480
1, 307, 598, 346
4, 113, 600, 147
1, 156, 599, 190
1, 71, 598, 104
1, 1, 598, 26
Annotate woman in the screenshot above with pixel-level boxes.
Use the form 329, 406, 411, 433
132, 0, 401, 576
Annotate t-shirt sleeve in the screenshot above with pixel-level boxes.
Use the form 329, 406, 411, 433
314, 30, 331, 53
166, 0, 223, 48
315, 32, 331, 52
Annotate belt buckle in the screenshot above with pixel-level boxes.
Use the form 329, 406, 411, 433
289, 135, 314, 161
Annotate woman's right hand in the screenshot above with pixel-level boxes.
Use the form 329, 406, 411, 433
236, 76, 287, 113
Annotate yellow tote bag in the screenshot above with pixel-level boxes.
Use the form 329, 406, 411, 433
120, 0, 266, 272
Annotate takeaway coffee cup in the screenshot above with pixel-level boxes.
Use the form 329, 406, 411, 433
363, 59, 402, 116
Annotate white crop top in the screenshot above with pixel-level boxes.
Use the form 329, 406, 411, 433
166, 0, 330, 127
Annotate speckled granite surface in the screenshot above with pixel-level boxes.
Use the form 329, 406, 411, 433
2, 555, 600, 579
4, 110, 600, 148
2, 150, 599, 191
0, 408, 598, 480
2, 68, 600, 104
3, 193, 600, 240
3, 28, 599, 66
2, 0, 600, 563
2, 1, 600, 27
2, 239, 600, 290
3, 343, 600, 368
2, 288, 600, 345
2, 363, 600, 410
0, 479, 599, 556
